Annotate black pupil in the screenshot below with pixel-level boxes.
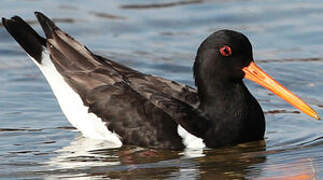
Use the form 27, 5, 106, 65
224, 47, 229, 54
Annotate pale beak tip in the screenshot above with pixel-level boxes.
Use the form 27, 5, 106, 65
315, 114, 321, 120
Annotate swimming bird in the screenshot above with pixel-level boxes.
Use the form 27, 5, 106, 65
2, 12, 320, 150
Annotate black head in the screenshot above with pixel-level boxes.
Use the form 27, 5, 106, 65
194, 30, 253, 87
191, 30, 319, 147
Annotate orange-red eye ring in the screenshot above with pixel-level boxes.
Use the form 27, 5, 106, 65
220, 45, 232, 56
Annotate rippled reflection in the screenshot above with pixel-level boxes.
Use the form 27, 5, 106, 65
1, 0, 323, 179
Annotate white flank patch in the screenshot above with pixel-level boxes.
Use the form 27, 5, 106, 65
177, 125, 206, 149
29, 50, 122, 147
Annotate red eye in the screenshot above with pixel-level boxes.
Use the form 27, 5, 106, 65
219, 45, 232, 56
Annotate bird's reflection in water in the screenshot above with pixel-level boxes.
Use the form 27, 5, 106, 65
47, 136, 270, 179
254, 158, 317, 180
47, 136, 121, 169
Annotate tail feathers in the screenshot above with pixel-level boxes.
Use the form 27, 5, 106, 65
34, 12, 103, 71
34, 12, 57, 39
2, 16, 46, 64
3, 12, 106, 71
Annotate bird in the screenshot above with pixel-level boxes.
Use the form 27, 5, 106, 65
2, 12, 320, 150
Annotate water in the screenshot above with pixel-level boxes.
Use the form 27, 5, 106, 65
1, 0, 323, 179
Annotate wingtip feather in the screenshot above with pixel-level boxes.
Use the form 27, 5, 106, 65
2, 15, 46, 64
34, 11, 57, 39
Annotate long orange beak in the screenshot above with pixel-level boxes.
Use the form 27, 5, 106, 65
242, 61, 320, 120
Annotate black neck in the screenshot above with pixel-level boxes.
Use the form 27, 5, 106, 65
199, 79, 247, 119
196, 76, 265, 147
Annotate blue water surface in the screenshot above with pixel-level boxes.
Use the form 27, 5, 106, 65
1, 0, 323, 179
